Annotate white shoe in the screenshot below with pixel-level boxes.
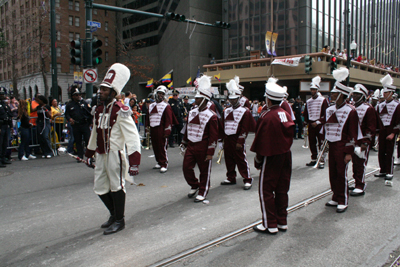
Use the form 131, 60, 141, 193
21, 156, 28, 161
42, 155, 46, 158
28, 155, 36, 159
46, 155, 52, 159
352, 188, 364, 194
194, 195, 205, 202
160, 167, 167, 173
277, 224, 288, 231
395, 158, 400, 165
326, 200, 338, 207
153, 164, 161, 169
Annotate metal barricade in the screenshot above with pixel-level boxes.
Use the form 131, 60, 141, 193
50, 114, 68, 155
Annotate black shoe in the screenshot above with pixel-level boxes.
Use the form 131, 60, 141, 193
2, 160, 11, 164
325, 201, 338, 207
294, 137, 298, 140
348, 186, 355, 190
306, 161, 317, 167
374, 173, 386, 177
253, 225, 278, 235
299, 137, 304, 139
101, 215, 116, 228
187, 188, 199, 198
103, 219, 125, 235
220, 180, 236, 185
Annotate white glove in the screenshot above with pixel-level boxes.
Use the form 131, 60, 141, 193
218, 141, 223, 150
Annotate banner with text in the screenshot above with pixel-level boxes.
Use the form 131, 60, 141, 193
271, 57, 302, 67
265, 31, 272, 55
271, 33, 278, 56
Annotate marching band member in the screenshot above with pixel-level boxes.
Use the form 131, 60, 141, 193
234, 75, 251, 109
180, 75, 219, 202
146, 85, 174, 173
374, 74, 400, 180
219, 79, 254, 190
85, 63, 141, 235
350, 84, 377, 196
251, 78, 295, 234
324, 68, 362, 213
303, 76, 329, 169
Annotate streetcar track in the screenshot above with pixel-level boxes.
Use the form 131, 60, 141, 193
150, 168, 380, 267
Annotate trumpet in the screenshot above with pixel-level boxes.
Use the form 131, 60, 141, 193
313, 139, 329, 168
216, 149, 224, 164
302, 125, 308, 148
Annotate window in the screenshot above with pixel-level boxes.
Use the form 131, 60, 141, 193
57, 64, 61, 73
55, 0, 59, 8
93, 9, 97, 15
57, 31, 60, 41
75, 17, 79, 27
69, 32, 74, 41
69, 16, 73, 26
56, 47, 61, 57
105, 10, 108, 17
56, 14, 60, 24
105, 52, 109, 61
75, 33, 80, 40
69, 0, 73, 10
105, 22, 108, 31
105, 37, 108, 46
75, 1, 79, 11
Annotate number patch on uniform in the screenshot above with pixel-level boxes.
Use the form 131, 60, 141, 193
278, 112, 288, 122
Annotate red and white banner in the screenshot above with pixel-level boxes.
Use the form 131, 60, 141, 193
271, 57, 302, 67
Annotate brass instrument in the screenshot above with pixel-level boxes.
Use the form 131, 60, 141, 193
216, 149, 224, 164
313, 140, 329, 168
302, 125, 309, 148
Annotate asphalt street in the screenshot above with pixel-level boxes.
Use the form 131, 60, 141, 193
0, 135, 399, 267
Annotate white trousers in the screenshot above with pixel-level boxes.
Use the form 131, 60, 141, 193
93, 151, 127, 195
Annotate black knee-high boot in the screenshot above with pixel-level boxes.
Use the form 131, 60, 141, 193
104, 190, 126, 235
98, 192, 116, 228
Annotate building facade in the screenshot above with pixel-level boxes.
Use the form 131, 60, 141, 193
0, 0, 116, 102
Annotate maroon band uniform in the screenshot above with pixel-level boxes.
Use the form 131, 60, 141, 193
182, 105, 219, 199
221, 105, 253, 185
250, 105, 294, 230
146, 101, 174, 168
352, 103, 377, 191
239, 96, 251, 109
303, 94, 329, 160
324, 103, 361, 206
376, 99, 400, 175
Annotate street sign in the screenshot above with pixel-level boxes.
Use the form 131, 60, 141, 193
90, 26, 97, 33
83, 68, 98, 83
74, 72, 79, 84
87, 20, 101, 28
78, 72, 83, 84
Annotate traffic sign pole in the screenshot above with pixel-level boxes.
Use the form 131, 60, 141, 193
85, 0, 93, 98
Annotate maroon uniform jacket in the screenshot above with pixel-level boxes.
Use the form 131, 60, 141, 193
250, 105, 295, 157
355, 103, 377, 146
145, 102, 175, 136
376, 99, 400, 135
303, 95, 329, 124
219, 105, 252, 145
239, 96, 251, 109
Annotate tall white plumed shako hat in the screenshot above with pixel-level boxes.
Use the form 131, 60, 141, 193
100, 63, 131, 95
331, 67, 353, 96
353, 84, 368, 98
234, 76, 244, 91
155, 85, 168, 94
381, 74, 396, 93
310, 76, 321, 89
372, 89, 380, 100
195, 75, 212, 100
264, 77, 286, 101
226, 79, 241, 99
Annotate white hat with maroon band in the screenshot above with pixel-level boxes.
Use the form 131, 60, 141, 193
264, 77, 286, 101
100, 63, 130, 95
155, 85, 168, 94
195, 75, 212, 100
310, 76, 321, 89
353, 84, 368, 98
331, 67, 352, 96
381, 74, 396, 93
226, 79, 241, 99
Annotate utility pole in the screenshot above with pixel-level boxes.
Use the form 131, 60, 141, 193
85, 0, 93, 99
50, 0, 58, 100
345, 0, 351, 86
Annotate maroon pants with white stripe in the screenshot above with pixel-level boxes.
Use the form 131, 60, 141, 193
308, 123, 324, 160
258, 151, 292, 229
328, 142, 349, 206
378, 128, 396, 175
183, 140, 212, 198
224, 136, 252, 184
352, 146, 370, 191
150, 126, 168, 168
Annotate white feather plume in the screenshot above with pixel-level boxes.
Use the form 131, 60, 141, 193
267, 77, 279, 84
311, 76, 321, 86
373, 89, 380, 98
282, 86, 287, 92
380, 74, 393, 88
197, 75, 211, 90
226, 79, 239, 93
332, 67, 349, 82
234, 76, 240, 86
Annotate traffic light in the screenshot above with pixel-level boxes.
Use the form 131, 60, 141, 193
330, 56, 337, 73
70, 40, 81, 65
215, 21, 230, 29
165, 12, 186, 22
92, 39, 103, 66
304, 55, 312, 74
